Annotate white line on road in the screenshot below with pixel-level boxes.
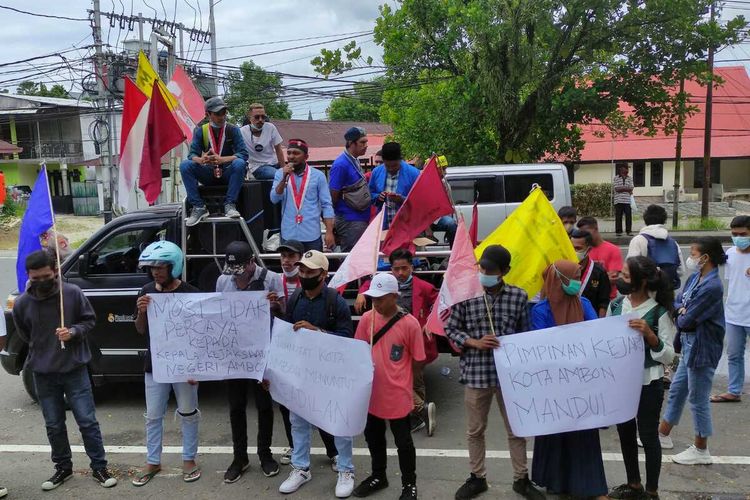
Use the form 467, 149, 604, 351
1, 445, 749, 465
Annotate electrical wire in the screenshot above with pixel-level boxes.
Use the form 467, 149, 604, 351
0, 4, 88, 22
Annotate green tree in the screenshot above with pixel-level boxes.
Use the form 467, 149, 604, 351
313, 1, 745, 165
223, 61, 292, 124
327, 79, 384, 122
16, 81, 69, 98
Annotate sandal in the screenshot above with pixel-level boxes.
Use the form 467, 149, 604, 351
710, 393, 741, 403
183, 466, 202, 483
131, 467, 161, 486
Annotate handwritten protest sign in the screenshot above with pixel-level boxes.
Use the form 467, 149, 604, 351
265, 320, 373, 437
148, 292, 270, 383
494, 315, 643, 437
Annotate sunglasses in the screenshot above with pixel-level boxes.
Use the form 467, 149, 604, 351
252, 114, 268, 120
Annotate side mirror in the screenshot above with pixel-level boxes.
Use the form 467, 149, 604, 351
77, 254, 89, 277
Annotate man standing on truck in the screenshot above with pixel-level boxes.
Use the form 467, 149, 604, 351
12, 250, 118, 491
271, 139, 335, 252
368, 142, 420, 229
216, 241, 288, 483
180, 97, 249, 227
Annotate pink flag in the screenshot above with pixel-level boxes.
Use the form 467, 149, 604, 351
167, 65, 205, 143
426, 218, 484, 336
117, 78, 149, 211
328, 210, 384, 289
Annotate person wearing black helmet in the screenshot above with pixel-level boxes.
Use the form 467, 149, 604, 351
132, 241, 202, 487
215, 241, 288, 483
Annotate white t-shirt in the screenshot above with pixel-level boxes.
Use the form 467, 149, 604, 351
240, 123, 284, 172
725, 246, 750, 326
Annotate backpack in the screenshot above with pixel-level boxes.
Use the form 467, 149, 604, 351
609, 295, 666, 368
287, 286, 339, 332
201, 123, 235, 154
643, 234, 681, 290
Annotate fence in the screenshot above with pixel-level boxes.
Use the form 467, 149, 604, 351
71, 181, 100, 216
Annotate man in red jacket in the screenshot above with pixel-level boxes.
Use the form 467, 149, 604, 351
356, 248, 439, 436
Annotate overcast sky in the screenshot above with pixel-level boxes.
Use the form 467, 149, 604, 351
1, 1, 748, 120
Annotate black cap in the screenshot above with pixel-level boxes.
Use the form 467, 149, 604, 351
344, 126, 366, 143
225, 241, 253, 265
277, 240, 304, 255
478, 245, 511, 273
381, 142, 402, 161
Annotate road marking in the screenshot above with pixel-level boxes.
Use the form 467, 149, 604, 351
1, 445, 749, 465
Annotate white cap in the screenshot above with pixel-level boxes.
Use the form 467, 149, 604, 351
363, 273, 400, 298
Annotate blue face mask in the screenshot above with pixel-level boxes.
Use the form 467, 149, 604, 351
478, 272, 502, 288
732, 235, 750, 251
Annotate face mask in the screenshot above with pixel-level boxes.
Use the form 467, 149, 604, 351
398, 274, 413, 290
615, 278, 632, 296
478, 272, 502, 288
283, 267, 299, 278
250, 122, 263, 131
561, 279, 582, 296
564, 223, 574, 234
685, 255, 705, 274
29, 277, 57, 296
732, 236, 750, 251
575, 249, 589, 262
299, 274, 323, 291
209, 121, 222, 129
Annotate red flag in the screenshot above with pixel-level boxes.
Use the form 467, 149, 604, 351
468, 201, 479, 247
382, 156, 453, 254
139, 82, 184, 204
118, 78, 149, 211
167, 65, 205, 142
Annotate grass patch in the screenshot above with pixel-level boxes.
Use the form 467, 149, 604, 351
675, 217, 727, 231
70, 238, 88, 249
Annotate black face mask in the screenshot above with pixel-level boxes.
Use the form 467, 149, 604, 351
615, 278, 632, 296
299, 274, 323, 291
29, 277, 57, 296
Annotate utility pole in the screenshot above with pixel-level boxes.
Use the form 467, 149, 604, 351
672, 77, 686, 228
208, 0, 219, 96
91, 0, 114, 222
138, 12, 144, 52
701, 1, 715, 219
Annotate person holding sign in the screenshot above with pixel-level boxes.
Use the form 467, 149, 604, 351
529, 260, 607, 499
271, 139, 335, 252
607, 256, 676, 500
659, 237, 727, 466
446, 245, 544, 500
353, 273, 425, 500
277, 250, 355, 498
132, 241, 202, 486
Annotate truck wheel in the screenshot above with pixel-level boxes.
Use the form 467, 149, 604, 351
22, 369, 38, 403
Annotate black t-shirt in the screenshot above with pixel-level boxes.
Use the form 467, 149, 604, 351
581, 261, 611, 315
135, 280, 200, 373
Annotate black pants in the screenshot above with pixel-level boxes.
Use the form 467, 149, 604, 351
616, 378, 664, 493
364, 413, 416, 485
279, 404, 338, 458
228, 378, 277, 462
615, 203, 632, 235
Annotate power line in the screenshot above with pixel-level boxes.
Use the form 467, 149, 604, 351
213, 31, 372, 51
0, 4, 88, 21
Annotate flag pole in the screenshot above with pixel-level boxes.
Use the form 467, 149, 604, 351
370, 215, 384, 347
41, 163, 65, 350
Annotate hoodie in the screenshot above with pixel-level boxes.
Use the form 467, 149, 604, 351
626, 224, 685, 277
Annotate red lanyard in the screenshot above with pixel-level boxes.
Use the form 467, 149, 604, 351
289, 165, 310, 223
208, 124, 226, 154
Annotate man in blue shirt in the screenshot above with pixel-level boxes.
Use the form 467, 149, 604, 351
369, 142, 420, 229
329, 127, 371, 251
180, 97, 249, 226
271, 139, 335, 252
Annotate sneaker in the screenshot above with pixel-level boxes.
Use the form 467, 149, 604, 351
186, 206, 208, 226
42, 469, 73, 491
280, 448, 292, 466
330, 455, 339, 473
426, 402, 436, 437
352, 475, 389, 497
279, 467, 311, 494
224, 203, 241, 218
671, 445, 713, 465
92, 468, 118, 488
335, 471, 355, 498
638, 433, 673, 449
609, 483, 644, 499
410, 414, 426, 433
512, 475, 545, 500
454, 474, 488, 499
0, 486, 8, 498
261, 458, 280, 477
223, 459, 250, 483
400, 483, 418, 500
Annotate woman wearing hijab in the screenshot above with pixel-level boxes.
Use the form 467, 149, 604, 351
530, 260, 608, 499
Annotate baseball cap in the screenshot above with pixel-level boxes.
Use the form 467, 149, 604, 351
205, 96, 227, 113
344, 126, 366, 143
277, 240, 305, 255
363, 273, 400, 298
478, 245, 511, 273
295, 250, 329, 272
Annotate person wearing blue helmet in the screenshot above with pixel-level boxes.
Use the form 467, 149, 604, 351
132, 241, 203, 486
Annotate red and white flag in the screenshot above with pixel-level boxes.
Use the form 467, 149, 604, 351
328, 210, 384, 290
426, 218, 484, 336
117, 78, 149, 211
167, 65, 205, 142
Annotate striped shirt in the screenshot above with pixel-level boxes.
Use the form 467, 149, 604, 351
613, 174, 634, 204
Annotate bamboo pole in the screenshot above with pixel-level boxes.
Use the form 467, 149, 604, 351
41, 163, 65, 350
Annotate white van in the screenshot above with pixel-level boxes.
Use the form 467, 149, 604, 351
444, 163, 572, 241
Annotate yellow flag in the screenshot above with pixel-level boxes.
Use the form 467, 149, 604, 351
135, 51, 177, 109
474, 187, 577, 298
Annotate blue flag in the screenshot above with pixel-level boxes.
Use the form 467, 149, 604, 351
16, 167, 54, 292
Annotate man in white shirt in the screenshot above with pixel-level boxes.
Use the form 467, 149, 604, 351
240, 103, 286, 180
711, 215, 750, 403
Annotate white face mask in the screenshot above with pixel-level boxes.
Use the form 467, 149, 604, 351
283, 267, 299, 278
685, 255, 705, 274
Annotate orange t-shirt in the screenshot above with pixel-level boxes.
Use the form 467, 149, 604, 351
355, 310, 426, 420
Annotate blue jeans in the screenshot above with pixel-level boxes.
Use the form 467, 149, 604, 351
144, 373, 200, 465
726, 322, 750, 396
432, 215, 458, 247
289, 411, 354, 472
33, 365, 107, 471
179, 158, 246, 207
252, 164, 279, 180
663, 333, 716, 437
